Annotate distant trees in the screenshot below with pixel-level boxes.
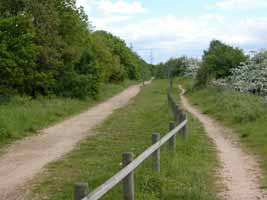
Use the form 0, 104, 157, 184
155, 56, 200, 79
154, 39, 266, 96
0, 0, 151, 100
196, 40, 247, 85
193, 40, 267, 96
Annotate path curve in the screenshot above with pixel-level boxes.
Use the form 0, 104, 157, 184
179, 85, 266, 200
0, 81, 151, 200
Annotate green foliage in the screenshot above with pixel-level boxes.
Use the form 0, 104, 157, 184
154, 63, 167, 79
155, 57, 199, 79
0, 15, 39, 97
91, 32, 124, 82
92, 31, 151, 82
0, 0, 150, 99
28, 80, 218, 200
166, 57, 188, 76
56, 48, 102, 98
196, 40, 247, 85
0, 0, 26, 16
154, 58, 185, 78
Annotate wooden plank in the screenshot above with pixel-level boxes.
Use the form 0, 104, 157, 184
83, 120, 187, 200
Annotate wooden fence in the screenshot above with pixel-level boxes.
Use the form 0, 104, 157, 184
74, 92, 187, 200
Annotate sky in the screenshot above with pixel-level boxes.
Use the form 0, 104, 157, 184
76, 0, 267, 63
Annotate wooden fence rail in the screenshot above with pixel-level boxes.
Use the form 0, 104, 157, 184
74, 93, 187, 200
168, 92, 186, 125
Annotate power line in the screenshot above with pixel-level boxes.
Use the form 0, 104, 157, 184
134, 48, 155, 65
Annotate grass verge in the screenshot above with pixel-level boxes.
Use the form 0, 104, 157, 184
28, 79, 219, 200
180, 78, 267, 185
0, 80, 137, 148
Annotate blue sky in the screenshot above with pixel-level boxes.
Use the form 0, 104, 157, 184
76, 0, 267, 63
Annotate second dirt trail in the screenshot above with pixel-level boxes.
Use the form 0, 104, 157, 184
179, 85, 266, 200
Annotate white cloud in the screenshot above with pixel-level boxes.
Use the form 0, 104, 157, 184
215, 0, 267, 9
96, 0, 147, 15
99, 14, 267, 61
76, 0, 267, 62
101, 14, 226, 45
76, 0, 95, 14
76, 0, 147, 15
92, 15, 131, 27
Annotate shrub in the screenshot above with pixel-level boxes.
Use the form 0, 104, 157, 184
213, 50, 267, 97
196, 40, 247, 85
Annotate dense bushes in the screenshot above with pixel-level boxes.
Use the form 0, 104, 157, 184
92, 31, 151, 82
196, 40, 247, 85
180, 40, 267, 97
0, 0, 151, 100
0, 15, 38, 97
213, 50, 267, 96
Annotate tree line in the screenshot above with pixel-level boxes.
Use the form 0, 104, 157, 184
155, 40, 247, 83
0, 0, 152, 100
154, 56, 200, 79
156, 40, 267, 96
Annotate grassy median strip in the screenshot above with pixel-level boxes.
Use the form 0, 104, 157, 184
0, 81, 136, 148
181, 78, 267, 185
28, 80, 219, 200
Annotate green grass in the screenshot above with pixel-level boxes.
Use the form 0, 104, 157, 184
0, 80, 137, 148
180, 78, 267, 185
28, 80, 219, 200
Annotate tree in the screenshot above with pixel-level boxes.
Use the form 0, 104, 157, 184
56, 48, 102, 98
196, 40, 247, 85
92, 31, 151, 82
154, 56, 200, 79
0, 0, 26, 17
0, 0, 150, 100
0, 15, 39, 96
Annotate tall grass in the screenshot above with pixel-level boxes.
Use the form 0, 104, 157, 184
0, 81, 137, 147
188, 86, 267, 123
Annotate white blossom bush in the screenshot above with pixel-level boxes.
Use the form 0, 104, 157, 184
184, 58, 200, 78
213, 50, 267, 97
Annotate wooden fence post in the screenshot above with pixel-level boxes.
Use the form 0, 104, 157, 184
169, 122, 176, 151
152, 133, 160, 172
173, 105, 178, 124
122, 152, 134, 200
181, 113, 187, 137
176, 105, 182, 124
167, 93, 170, 107
74, 182, 89, 200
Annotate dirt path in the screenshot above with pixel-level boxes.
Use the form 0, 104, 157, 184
0, 81, 151, 200
179, 85, 266, 200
